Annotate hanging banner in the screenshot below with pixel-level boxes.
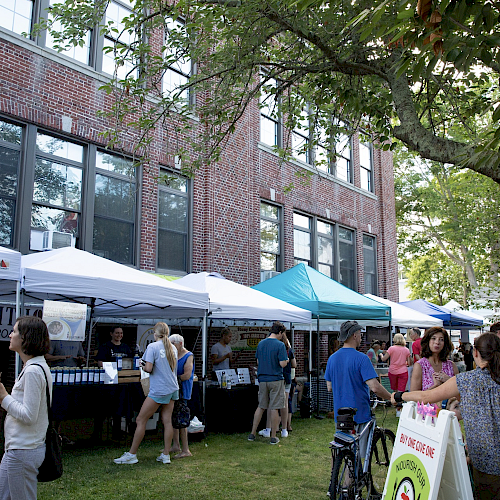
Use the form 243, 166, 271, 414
42, 300, 87, 341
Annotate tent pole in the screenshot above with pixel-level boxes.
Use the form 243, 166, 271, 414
85, 298, 96, 366
14, 287, 25, 377
201, 312, 207, 410
314, 316, 324, 420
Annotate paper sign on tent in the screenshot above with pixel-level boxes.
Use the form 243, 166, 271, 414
382, 402, 473, 500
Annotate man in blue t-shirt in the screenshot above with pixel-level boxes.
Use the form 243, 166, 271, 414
248, 322, 289, 445
325, 321, 392, 446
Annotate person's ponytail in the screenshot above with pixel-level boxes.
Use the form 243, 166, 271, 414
154, 322, 176, 372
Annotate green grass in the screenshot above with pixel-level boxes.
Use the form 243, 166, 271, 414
38, 408, 399, 500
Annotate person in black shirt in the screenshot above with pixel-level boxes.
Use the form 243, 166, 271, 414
96, 327, 132, 367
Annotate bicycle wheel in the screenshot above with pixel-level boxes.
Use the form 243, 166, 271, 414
329, 449, 356, 500
370, 428, 395, 496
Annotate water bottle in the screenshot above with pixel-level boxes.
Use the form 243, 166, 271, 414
75, 367, 82, 385
69, 367, 75, 385
81, 367, 88, 385
221, 372, 227, 389
227, 375, 232, 390
115, 354, 123, 371
100, 367, 105, 384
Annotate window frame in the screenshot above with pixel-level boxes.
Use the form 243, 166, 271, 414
362, 233, 378, 295
293, 211, 359, 290
359, 135, 373, 192
259, 73, 282, 147
260, 200, 283, 273
156, 167, 192, 275
293, 211, 312, 267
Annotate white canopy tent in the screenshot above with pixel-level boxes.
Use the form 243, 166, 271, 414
364, 294, 443, 328
175, 272, 312, 382
175, 272, 312, 322
19, 247, 209, 319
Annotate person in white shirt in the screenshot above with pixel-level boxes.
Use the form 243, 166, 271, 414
0, 316, 52, 500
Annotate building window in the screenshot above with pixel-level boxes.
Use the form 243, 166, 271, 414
363, 234, 377, 295
30, 133, 83, 251
45, 0, 91, 64
102, 0, 137, 79
0, 0, 32, 35
317, 220, 334, 278
260, 76, 280, 146
339, 226, 355, 290
292, 109, 310, 163
260, 202, 281, 271
314, 121, 352, 182
93, 151, 136, 264
293, 212, 311, 266
334, 126, 352, 183
360, 137, 373, 192
0, 120, 22, 247
157, 169, 189, 273
163, 18, 192, 102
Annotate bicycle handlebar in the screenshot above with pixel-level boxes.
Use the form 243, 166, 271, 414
370, 398, 393, 408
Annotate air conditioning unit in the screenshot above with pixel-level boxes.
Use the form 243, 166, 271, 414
260, 270, 281, 282
42, 230, 74, 250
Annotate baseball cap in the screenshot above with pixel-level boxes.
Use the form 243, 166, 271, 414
339, 321, 362, 342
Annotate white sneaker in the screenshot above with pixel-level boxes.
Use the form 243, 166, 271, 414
396, 410, 401, 418
258, 428, 271, 438
114, 452, 138, 464
156, 453, 171, 464
281, 429, 289, 438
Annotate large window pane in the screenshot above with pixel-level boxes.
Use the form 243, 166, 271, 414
363, 235, 377, 294
261, 220, 279, 253
95, 174, 135, 221
0, 0, 32, 35
33, 159, 82, 209
339, 228, 355, 290
31, 206, 78, 236
260, 201, 281, 272
294, 228, 311, 261
158, 230, 186, 271
93, 216, 133, 264
0, 121, 22, 144
45, 0, 91, 64
260, 76, 280, 146
36, 134, 83, 162
157, 170, 189, 272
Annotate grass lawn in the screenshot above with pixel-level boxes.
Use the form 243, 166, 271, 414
38, 407, 399, 500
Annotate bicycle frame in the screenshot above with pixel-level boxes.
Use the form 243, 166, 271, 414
330, 417, 376, 480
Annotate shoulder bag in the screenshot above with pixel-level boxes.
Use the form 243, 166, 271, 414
172, 378, 190, 429
31, 364, 63, 482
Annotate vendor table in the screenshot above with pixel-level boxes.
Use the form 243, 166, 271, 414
52, 383, 145, 422
205, 385, 258, 433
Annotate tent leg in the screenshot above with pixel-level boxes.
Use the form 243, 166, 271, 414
85, 298, 96, 367
14, 286, 24, 377
202, 313, 207, 410
315, 316, 324, 420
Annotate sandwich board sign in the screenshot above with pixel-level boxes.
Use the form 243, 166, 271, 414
382, 402, 473, 500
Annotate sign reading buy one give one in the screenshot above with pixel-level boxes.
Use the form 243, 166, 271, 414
382, 402, 473, 500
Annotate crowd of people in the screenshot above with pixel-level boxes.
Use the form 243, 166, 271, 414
1, 315, 500, 499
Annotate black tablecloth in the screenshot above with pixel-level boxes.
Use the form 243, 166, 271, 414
204, 385, 259, 433
51, 383, 145, 421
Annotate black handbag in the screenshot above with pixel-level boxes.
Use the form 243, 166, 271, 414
172, 378, 190, 429
32, 364, 63, 482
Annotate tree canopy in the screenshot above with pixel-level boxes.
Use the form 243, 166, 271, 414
43, 0, 500, 182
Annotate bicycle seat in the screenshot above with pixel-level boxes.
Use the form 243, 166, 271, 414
337, 407, 357, 416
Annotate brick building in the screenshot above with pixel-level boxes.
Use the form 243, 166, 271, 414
0, 1, 398, 381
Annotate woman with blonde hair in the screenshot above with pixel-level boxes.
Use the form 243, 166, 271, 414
114, 322, 178, 465
380, 333, 412, 391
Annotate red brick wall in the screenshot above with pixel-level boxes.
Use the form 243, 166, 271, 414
0, 31, 398, 298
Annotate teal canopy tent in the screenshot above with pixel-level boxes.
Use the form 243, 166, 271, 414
253, 263, 391, 418
253, 263, 391, 321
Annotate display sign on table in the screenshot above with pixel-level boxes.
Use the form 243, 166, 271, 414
215, 369, 238, 386
226, 326, 269, 351
42, 300, 87, 341
383, 401, 472, 500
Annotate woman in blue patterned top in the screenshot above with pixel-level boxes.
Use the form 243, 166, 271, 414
393, 333, 500, 500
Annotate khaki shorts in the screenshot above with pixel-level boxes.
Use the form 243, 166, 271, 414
258, 380, 285, 410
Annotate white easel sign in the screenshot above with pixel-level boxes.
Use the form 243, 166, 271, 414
382, 402, 473, 500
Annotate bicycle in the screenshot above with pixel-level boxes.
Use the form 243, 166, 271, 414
328, 399, 396, 500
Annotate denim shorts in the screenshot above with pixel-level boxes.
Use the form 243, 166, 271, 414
150, 390, 179, 405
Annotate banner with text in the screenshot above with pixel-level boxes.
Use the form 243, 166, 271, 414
42, 300, 87, 341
